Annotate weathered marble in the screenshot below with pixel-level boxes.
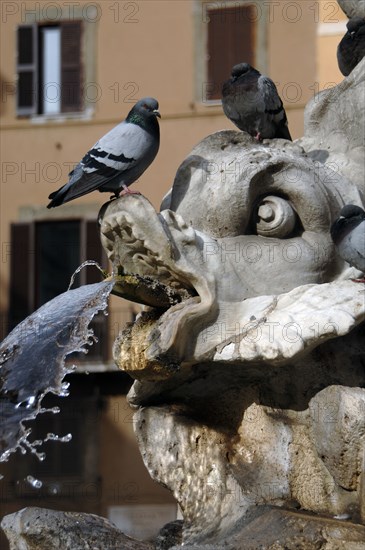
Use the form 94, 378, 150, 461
98, 49, 365, 547
1, 507, 153, 550
169, 508, 365, 550
299, 57, 365, 190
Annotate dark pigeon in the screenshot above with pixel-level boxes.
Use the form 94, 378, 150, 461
47, 97, 160, 208
337, 17, 365, 76
222, 63, 292, 141
331, 204, 365, 280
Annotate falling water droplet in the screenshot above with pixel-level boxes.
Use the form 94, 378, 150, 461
43, 432, 72, 443
26, 396, 36, 408
15, 395, 37, 409
26, 475, 42, 489
58, 382, 70, 397
0, 450, 11, 462
40, 406, 60, 415
49, 484, 60, 495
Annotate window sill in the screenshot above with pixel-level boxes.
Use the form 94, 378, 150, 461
201, 99, 222, 106
29, 107, 94, 124
192, 100, 224, 117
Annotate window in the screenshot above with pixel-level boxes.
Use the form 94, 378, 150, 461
8, 219, 108, 361
16, 21, 83, 116
195, 1, 269, 103
206, 5, 256, 100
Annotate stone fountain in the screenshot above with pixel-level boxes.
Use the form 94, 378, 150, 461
2, 23, 365, 550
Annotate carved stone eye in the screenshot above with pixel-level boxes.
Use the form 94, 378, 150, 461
256, 196, 297, 238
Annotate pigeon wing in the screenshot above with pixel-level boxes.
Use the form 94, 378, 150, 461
221, 78, 258, 132
259, 77, 292, 140
338, 21, 365, 75
48, 122, 152, 207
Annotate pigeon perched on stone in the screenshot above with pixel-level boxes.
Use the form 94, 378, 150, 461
47, 97, 160, 208
337, 17, 365, 76
221, 63, 292, 141
330, 204, 365, 281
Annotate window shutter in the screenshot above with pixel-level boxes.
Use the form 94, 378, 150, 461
8, 223, 34, 332
207, 6, 256, 100
16, 25, 38, 115
61, 21, 83, 113
85, 220, 109, 361
34, 220, 81, 307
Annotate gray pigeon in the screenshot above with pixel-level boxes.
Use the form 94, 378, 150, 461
337, 17, 365, 76
47, 97, 160, 208
221, 63, 292, 141
330, 205, 365, 279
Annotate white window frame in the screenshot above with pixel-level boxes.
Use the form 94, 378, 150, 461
17, 5, 97, 122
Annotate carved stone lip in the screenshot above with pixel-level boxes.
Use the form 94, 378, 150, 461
110, 272, 197, 309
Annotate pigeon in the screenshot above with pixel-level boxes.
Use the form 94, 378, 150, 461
330, 204, 365, 281
337, 17, 365, 76
221, 63, 292, 141
47, 97, 160, 208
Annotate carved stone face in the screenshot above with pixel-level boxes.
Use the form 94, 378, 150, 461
100, 131, 363, 374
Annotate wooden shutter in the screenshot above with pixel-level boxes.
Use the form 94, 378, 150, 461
8, 223, 34, 332
16, 25, 38, 115
207, 6, 256, 100
61, 21, 83, 113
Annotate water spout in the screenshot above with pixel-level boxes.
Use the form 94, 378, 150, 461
0, 280, 114, 465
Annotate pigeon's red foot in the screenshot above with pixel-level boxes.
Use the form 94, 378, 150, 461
254, 131, 262, 142
351, 277, 365, 283
120, 188, 141, 196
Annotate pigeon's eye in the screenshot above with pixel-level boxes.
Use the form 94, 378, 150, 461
254, 196, 299, 238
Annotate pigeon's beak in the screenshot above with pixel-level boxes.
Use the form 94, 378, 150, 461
153, 109, 161, 118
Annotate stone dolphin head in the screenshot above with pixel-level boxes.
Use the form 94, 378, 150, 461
99, 63, 365, 544
100, 131, 363, 376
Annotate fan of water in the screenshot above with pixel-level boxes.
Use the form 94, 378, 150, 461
0, 279, 114, 477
